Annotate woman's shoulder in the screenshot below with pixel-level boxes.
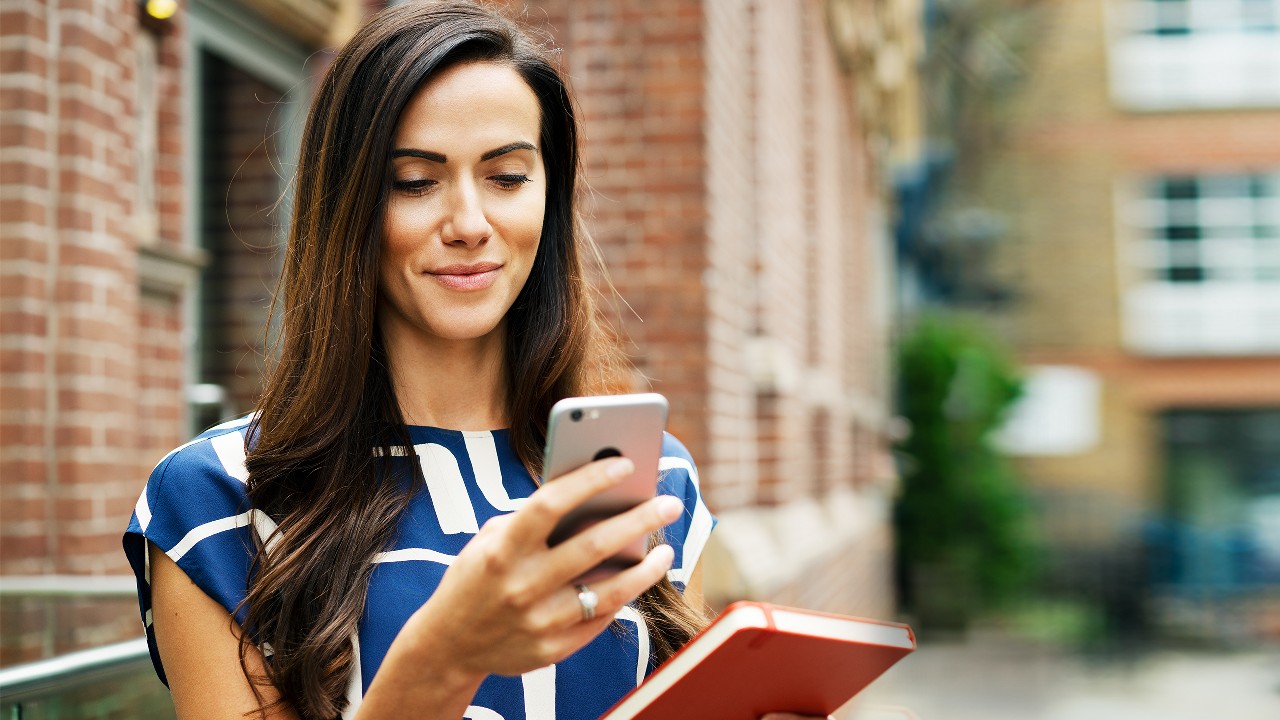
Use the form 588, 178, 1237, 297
137, 415, 257, 536
149, 415, 254, 485
124, 415, 265, 681
659, 432, 700, 485
655, 431, 713, 587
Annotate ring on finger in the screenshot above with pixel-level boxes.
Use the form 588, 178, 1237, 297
576, 583, 598, 622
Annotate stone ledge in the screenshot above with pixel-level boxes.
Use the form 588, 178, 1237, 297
137, 242, 207, 297
702, 484, 893, 607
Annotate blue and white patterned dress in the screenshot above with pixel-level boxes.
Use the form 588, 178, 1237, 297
122, 415, 715, 720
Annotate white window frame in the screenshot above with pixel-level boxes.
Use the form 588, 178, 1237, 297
1118, 171, 1280, 356
184, 0, 311, 433
1119, 0, 1279, 35
1106, 0, 1280, 110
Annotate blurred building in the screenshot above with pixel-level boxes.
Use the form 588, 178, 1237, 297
530, 0, 921, 619
0, 0, 924, 693
931, 0, 1280, 639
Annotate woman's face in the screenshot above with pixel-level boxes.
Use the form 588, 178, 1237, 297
379, 61, 546, 348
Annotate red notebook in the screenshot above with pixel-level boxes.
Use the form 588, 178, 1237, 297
601, 602, 915, 720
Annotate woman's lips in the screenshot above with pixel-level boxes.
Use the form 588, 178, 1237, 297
427, 263, 502, 291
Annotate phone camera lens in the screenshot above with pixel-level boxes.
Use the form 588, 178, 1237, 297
570, 409, 584, 422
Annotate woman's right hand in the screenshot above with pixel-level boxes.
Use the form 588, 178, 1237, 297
358, 456, 681, 715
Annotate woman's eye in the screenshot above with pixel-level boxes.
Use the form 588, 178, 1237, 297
492, 174, 531, 190
392, 178, 435, 195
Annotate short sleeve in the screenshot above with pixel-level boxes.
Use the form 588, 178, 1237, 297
655, 433, 717, 590
122, 416, 265, 686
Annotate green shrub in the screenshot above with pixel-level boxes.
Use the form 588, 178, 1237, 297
894, 313, 1038, 629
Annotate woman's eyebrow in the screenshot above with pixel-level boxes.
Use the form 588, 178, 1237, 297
391, 148, 447, 162
389, 142, 537, 164
480, 141, 537, 161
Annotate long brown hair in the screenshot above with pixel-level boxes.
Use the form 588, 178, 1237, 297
241, 2, 707, 717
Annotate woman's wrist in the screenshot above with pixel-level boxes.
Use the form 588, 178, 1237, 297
355, 606, 486, 719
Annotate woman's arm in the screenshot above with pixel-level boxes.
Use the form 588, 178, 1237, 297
149, 542, 300, 720
152, 456, 680, 719
356, 456, 680, 717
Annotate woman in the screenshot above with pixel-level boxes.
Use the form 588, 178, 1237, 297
125, 3, 827, 719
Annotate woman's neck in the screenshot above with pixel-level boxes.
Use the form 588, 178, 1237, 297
382, 326, 509, 431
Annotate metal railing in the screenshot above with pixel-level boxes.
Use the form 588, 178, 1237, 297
0, 577, 175, 719
0, 638, 150, 702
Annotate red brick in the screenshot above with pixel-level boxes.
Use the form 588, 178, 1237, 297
0, 118, 47, 148
0, 310, 47, 335
0, 348, 45, 374
0, 198, 45, 225
0, 10, 45, 40
57, 242, 120, 272
55, 54, 94, 89
56, 388, 121, 414
58, 95, 117, 135
0, 534, 49, 562
54, 531, 118, 558
54, 424, 94, 448
54, 496, 97, 522
0, 160, 49, 187
0, 86, 47, 114
58, 23, 113, 63
0, 420, 45, 447
0, 48, 47, 76
54, 128, 94, 158
56, 203, 94, 232
0, 385, 44, 413
0, 274, 47, 301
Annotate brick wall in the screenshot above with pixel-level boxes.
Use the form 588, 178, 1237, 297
136, 291, 185, 464
518, 0, 898, 615
1, 0, 189, 578
559, 0, 712, 462
0, 0, 338, 669
702, 0, 759, 508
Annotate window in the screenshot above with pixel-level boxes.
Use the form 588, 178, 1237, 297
1108, 0, 1280, 109
1123, 0, 1278, 35
1135, 173, 1280, 284
1122, 171, 1280, 355
1158, 409, 1280, 589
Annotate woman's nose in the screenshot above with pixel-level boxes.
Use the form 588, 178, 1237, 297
442, 181, 493, 246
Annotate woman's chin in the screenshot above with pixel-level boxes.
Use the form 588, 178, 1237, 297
421, 314, 508, 344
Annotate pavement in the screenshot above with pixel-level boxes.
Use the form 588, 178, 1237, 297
845, 631, 1280, 720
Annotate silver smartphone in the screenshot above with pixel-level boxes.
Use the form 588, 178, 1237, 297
543, 393, 669, 581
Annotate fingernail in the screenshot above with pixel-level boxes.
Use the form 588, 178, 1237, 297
605, 457, 634, 480
656, 495, 682, 521
650, 544, 675, 568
